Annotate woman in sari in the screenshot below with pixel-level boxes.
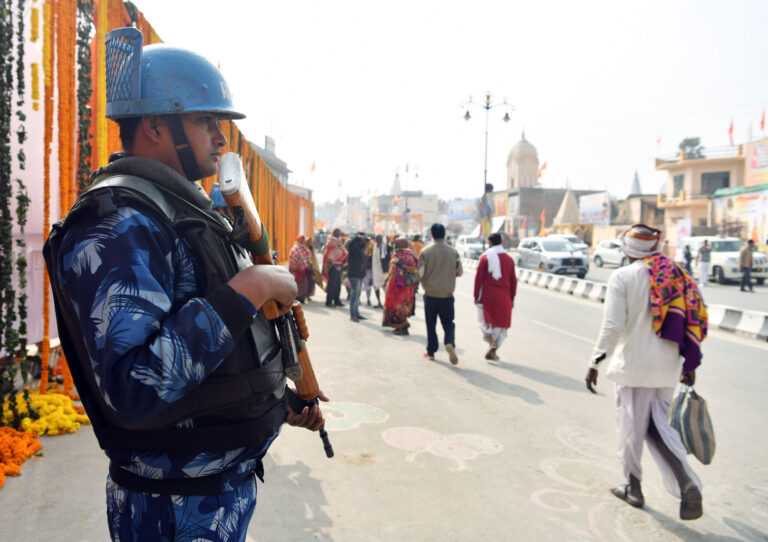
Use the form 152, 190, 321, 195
289, 235, 314, 303
382, 238, 418, 335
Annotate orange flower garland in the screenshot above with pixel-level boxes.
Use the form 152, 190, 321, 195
40, 0, 56, 394
0, 427, 42, 490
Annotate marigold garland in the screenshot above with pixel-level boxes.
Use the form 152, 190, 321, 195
40, 0, 55, 394
2, 390, 89, 437
30, 7, 39, 42
0, 426, 41, 490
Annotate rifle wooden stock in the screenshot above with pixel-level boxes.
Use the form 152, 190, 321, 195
221, 187, 321, 402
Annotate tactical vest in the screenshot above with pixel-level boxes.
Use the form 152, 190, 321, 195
44, 174, 287, 457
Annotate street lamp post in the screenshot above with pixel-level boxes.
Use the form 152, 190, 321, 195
462, 91, 514, 248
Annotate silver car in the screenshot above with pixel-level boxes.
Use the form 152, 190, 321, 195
516, 237, 588, 279
592, 239, 629, 268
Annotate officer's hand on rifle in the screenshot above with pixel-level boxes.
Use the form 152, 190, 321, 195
228, 265, 297, 316
286, 390, 330, 431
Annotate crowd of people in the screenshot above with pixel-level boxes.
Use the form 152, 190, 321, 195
288, 224, 519, 365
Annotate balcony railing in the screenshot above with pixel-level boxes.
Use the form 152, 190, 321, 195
657, 191, 713, 205
656, 144, 744, 165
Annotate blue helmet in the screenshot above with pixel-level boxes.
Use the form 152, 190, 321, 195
105, 27, 245, 120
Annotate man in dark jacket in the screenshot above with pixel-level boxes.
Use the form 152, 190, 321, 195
347, 232, 369, 321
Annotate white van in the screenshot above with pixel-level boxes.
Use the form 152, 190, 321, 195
676, 236, 767, 284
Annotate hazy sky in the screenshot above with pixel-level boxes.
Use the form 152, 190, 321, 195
132, 0, 768, 204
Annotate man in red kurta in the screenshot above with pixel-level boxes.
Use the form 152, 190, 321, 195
474, 233, 517, 360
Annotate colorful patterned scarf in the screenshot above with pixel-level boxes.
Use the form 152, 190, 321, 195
643, 254, 708, 371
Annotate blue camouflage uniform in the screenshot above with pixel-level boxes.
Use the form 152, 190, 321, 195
57, 170, 283, 541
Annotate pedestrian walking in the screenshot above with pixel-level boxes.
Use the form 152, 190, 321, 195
370, 234, 387, 308
383, 238, 418, 335
739, 239, 755, 292
289, 235, 315, 303
363, 236, 374, 306
683, 244, 693, 275
695, 240, 712, 286
473, 233, 517, 361
585, 224, 707, 521
43, 29, 327, 540
347, 232, 369, 321
417, 223, 462, 364
323, 228, 347, 307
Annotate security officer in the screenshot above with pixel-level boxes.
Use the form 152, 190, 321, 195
44, 28, 327, 541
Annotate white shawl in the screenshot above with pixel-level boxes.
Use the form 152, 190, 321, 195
483, 244, 506, 280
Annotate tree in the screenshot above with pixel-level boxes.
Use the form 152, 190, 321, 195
679, 137, 705, 159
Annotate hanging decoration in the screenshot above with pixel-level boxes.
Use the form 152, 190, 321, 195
39, 0, 55, 395
76, 0, 94, 192
0, 0, 15, 394
13, 0, 30, 385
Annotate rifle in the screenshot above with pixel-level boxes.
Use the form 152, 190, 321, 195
218, 152, 333, 458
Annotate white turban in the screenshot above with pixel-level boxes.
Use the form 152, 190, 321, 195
620, 224, 662, 259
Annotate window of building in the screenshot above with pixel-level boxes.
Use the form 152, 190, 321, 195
700, 172, 730, 195
673, 174, 684, 195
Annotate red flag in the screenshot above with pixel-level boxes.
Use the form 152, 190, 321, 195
540, 208, 546, 226
310, 161, 316, 172
761, 110, 765, 132
729, 120, 734, 146
537, 162, 547, 179
521, 218, 527, 230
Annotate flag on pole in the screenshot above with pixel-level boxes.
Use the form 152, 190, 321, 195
656, 135, 661, 152
729, 120, 734, 146
761, 110, 765, 132
310, 161, 316, 172
536, 162, 547, 179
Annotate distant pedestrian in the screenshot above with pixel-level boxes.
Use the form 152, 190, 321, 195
363, 236, 374, 306
739, 239, 755, 292
411, 235, 425, 258
695, 240, 711, 286
418, 223, 462, 364
585, 224, 706, 521
370, 235, 387, 308
323, 228, 347, 307
473, 233, 517, 361
683, 245, 693, 274
383, 238, 418, 335
347, 232, 369, 321
289, 235, 314, 303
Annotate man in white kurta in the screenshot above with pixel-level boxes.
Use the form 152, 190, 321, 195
586, 224, 703, 521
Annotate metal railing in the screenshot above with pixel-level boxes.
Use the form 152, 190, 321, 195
656, 144, 744, 164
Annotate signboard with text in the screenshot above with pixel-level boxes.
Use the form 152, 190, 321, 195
578, 192, 610, 226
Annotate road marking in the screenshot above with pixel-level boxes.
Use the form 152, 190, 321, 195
532, 320, 594, 344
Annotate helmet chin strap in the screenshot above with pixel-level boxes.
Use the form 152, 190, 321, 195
166, 115, 204, 181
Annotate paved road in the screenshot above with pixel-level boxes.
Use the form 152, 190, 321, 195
1, 276, 766, 541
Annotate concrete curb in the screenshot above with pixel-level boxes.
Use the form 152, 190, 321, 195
461, 257, 768, 342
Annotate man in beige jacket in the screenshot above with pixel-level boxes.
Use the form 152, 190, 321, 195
418, 224, 463, 364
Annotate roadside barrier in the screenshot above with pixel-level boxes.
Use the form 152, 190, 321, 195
511, 266, 767, 342
457, 256, 766, 341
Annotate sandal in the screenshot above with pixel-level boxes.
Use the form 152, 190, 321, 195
680, 487, 702, 520
611, 484, 644, 508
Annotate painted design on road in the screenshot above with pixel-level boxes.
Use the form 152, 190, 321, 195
382, 427, 502, 470
323, 402, 388, 431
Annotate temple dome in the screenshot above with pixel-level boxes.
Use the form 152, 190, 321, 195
507, 131, 539, 163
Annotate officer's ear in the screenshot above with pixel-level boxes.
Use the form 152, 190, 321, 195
140, 115, 165, 143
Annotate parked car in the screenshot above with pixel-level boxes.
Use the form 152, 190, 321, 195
548, 234, 590, 258
456, 235, 484, 259
592, 239, 629, 268
516, 237, 588, 278
676, 236, 768, 284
